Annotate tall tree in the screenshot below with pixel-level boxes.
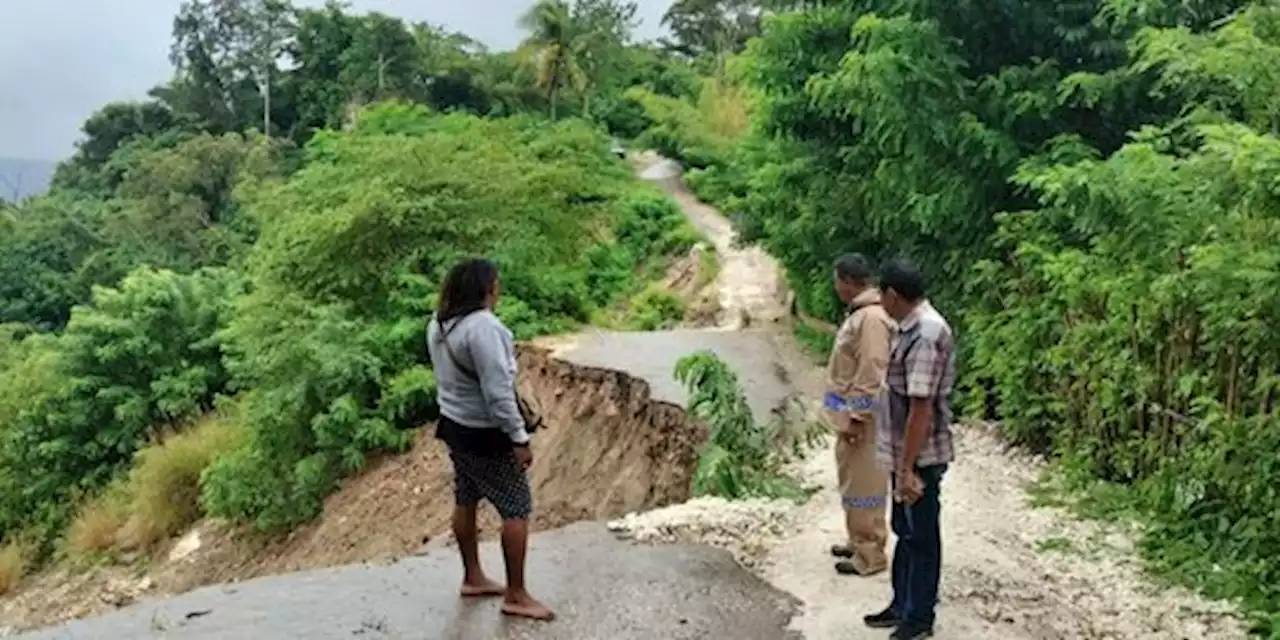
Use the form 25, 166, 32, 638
570, 0, 639, 117
246, 0, 296, 136
660, 0, 761, 64
110, 133, 282, 269
414, 25, 496, 113
169, 0, 296, 135
289, 2, 359, 134
518, 0, 587, 120
52, 101, 181, 194
0, 197, 112, 329
338, 13, 419, 104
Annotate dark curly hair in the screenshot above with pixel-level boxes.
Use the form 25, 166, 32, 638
437, 258, 499, 322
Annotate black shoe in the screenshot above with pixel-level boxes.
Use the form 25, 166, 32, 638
863, 607, 899, 629
890, 621, 935, 639
830, 544, 854, 558
835, 559, 888, 576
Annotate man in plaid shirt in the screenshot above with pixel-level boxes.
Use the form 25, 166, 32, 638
864, 259, 955, 640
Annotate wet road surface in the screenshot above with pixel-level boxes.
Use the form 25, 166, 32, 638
552, 328, 796, 423
18, 523, 800, 640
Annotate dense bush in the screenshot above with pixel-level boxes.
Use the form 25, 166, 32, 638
627, 85, 735, 170
0, 267, 239, 548
197, 104, 693, 531
0, 134, 282, 332
969, 122, 1280, 620
628, 285, 687, 331
615, 191, 702, 256
0, 197, 113, 329
199, 288, 430, 530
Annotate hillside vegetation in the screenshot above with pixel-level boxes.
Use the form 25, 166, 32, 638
0, 0, 718, 588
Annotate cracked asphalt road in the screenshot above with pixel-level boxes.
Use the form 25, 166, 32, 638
16, 523, 800, 640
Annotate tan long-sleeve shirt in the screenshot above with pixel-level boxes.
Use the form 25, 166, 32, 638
825, 288, 895, 428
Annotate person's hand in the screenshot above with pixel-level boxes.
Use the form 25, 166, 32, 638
514, 445, 533, 469
840, 413, 866, 447
895, 469, 924, 505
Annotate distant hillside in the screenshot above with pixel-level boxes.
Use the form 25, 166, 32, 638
0, 157, 56, 202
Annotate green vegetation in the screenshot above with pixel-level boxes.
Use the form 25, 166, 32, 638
1033, 536, 1075, 556
12, 0, 1274, 631
647, 0, 1279, 632
127, 412, 245, 551
627, 285, 687, 331
0, 0, 724, 588
792, 323, 834, 365
675, 351, 823, 499
0, 267, 240, 551
694, 246, 721, 291
627, 75, 749, 170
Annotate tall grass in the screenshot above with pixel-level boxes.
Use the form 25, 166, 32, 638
122, 414, 244, 550
64, 481, 131, 557
0, 539, 29, 595
694, 247, 721, 291
63, 411, 244, 560
697, 77, 749, 141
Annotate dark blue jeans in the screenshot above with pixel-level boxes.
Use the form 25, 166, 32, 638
890, 463, 947, 626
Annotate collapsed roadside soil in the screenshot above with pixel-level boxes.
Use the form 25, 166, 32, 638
0, 347, 706, 632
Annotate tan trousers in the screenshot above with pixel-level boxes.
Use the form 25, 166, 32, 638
832, 415, 889, 574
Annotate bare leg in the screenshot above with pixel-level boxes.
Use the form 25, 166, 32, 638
499, 518, 554, 620
454, 505, 503, 597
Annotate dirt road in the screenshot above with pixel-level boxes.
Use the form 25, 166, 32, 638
639, 156, 786, 330
610, 156, 1248, 640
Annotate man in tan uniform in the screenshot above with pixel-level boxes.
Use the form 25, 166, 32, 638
824, 253, 895, 576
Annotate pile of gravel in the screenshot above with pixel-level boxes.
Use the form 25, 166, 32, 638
607, 497, 799, 568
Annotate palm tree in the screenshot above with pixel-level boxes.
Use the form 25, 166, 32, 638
517, 0, 586, 120
571, 26, 611, 119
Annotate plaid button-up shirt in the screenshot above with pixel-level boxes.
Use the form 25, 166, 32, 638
877, 300, 956, 471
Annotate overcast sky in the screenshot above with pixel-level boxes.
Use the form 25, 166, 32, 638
0, 0, 674, 161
